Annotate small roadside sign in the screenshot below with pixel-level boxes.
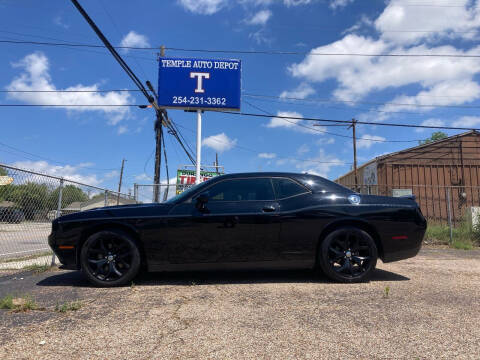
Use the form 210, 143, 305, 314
0, 176, 13, 186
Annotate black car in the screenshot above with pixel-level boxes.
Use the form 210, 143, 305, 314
0, 207, 25, 223
49, 172, 426, 286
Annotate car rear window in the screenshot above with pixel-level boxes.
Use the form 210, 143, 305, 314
272, 178, 309, 199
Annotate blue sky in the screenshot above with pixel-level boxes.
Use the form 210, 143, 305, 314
1, 0, 480, 195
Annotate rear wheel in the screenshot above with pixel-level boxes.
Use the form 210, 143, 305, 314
318, 227, 377, 283
80, 230, 141, 287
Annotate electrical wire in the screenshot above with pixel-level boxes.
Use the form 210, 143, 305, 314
4, 39, 480, 58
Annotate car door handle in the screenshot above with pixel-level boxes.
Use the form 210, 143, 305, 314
262, 206, 276, 213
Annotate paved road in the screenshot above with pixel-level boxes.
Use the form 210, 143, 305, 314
0, 247, 479, 359
0, 222, 51, 260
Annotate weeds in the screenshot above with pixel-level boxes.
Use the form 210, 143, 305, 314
55, 301, 82, 313
22, 263, 53, 273
0, 295, 38, 312
383, 286, 390, 299
0, 251, 52, 264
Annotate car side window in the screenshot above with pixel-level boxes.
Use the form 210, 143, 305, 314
272, 178, 309, 199
206, 178, 275, 202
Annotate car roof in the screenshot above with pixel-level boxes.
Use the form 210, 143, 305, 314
214, 172, 321, 180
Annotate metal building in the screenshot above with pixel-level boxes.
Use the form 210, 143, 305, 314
335, 131, 480, 224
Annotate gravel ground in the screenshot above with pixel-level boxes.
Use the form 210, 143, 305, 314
0, 247, 479, 359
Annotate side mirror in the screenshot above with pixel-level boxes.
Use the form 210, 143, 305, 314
195, 192, 209, 211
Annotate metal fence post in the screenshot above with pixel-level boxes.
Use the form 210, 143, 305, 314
51, 178, 64, 266
446, 187, 453, 244
104, 190, 108, 207
134, 183, 138, 203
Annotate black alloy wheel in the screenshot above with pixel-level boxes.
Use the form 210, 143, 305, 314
81, 230, 141, 287
318, 227, 378, 283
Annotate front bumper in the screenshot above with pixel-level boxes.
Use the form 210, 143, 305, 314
48, 232, 79, 270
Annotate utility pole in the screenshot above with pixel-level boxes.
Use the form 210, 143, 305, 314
348, 118, 358, 191
153, 45, 166, 203
215, 153, 219, 174
117, 158, 125, 205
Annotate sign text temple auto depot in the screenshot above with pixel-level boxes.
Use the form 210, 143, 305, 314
158, 57, 241, 111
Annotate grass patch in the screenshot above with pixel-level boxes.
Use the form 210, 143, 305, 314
22, 263, 53, 273
0, 295, 14, 309
451, 240, 474, 250
55, 301, 82, 313
425, 221, 479, 249
0, 295, 39, 312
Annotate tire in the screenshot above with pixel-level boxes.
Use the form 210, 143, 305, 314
318, 227, 378, 283
80, 230, 141, 287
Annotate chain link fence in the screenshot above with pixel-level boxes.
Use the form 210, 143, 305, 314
0, 163, 134, 271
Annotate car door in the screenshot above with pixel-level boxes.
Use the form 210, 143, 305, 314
166, 177, 281, 265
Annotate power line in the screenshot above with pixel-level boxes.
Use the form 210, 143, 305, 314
218, 110, 480, 131
3, 39, 480, 58
244, 93, 480, 110
174, 122, 351, 165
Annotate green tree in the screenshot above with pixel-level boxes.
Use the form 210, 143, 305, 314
0, 167, 7, 176
48, 185, 89, 210
7, 182, 49, 219
419, 131, 448, 145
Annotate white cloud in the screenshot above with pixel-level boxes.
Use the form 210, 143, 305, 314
134, 173, 152, 181
293, 149, 345, 178
297, 144, 310, 154
6, 52, 132, 125
202, 133, 237, 152
287, 2, 480, 122
117, 125, 128, 135
452, 116, 480, 128
280, 82, 315, 100
120, 31, 150, 52
415, 119, 446, 133
249, 28, 272, 45
245, 9, 272, 25
375, 0, 480, 46
266, 111, 325, 134
316, 137, 335, 145
11, 161, 101, 186
258, 152, 276, 159
283, 0, 312, 6
330, 0, 354, 9
356, 134, 386, 149
104, 170, 119, 179
53, 15, 69, 29
178, 0, 227, 14
290, 35, 480, 102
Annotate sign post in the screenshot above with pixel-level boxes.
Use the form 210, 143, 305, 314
158, 57, 241, 185
196, 110, 202, 184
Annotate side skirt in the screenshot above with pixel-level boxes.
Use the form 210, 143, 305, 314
148, 260, 315, 272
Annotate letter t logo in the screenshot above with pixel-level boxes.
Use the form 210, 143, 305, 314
190, 72, 210, 93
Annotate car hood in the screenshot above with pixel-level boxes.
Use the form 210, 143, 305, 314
56, 203, 174, 222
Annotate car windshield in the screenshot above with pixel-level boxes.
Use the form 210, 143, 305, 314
164, 177, 216, 204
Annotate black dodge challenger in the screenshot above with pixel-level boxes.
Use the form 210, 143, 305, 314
49, 172, 427, 286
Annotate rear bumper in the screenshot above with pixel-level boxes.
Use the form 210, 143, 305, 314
381, 226, 426, 263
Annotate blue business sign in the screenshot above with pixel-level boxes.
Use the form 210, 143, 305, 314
158, 57, 241, 111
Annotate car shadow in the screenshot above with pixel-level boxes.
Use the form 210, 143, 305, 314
36, 268, 409, 288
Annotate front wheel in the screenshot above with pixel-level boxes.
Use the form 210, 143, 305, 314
80, 230, 141, 287
318, 227, 378, 283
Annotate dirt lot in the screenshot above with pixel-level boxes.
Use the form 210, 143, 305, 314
0, 247, 479, 359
